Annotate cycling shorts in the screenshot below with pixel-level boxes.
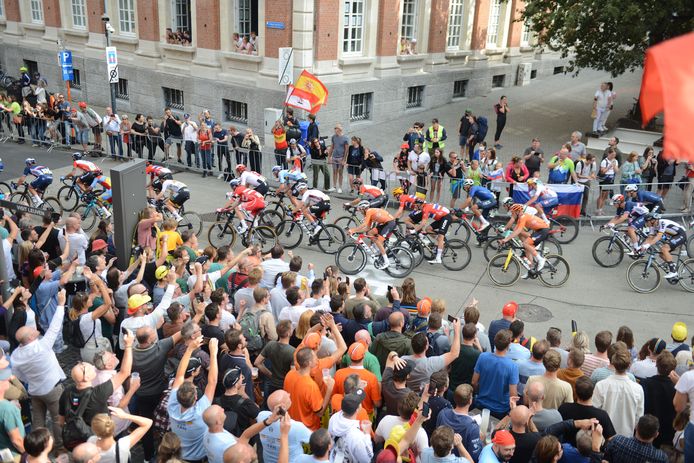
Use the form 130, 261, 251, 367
665, 230, 687, 251
290, 181, 306, 197
376, 220, 397, 238
629, 215, 646, 230
430, 214, 452, 235
79, 172, 97, 186
30, 175, 53, 192
240, 198, 265, 215
530, 228, 550, 246
254, 181, 269, 196
538, 197, 559, 210
475, 198, 497, 210
171, 189, 190, 206
369, 195, 388, 209
308, 200, 331, 218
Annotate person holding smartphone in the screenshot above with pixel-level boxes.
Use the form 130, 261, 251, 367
523, 138, 545, 178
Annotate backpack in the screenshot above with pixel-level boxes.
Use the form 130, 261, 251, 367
238, 308, 268, 353
404, 316, 428, 338
476, 116, 488, 143
215, 395, 245, 437
63, 316, 96, 349
331, 436, 355, 463
62, 388, 94, 450
425, 332, 444, 357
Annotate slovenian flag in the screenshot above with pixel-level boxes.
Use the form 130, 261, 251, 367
512, 183, 585, 218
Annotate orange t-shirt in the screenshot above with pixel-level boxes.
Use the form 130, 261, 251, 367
283, 369, 323, 431
516, 213, 550, 231
364, 208, 394, 227
332, 366, 381, 415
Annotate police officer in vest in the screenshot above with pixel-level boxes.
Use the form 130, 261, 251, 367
425, 118, 447, 153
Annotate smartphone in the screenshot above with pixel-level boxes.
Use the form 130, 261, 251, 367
51, 212, 61, 223
387, 285, 393, 293
121, 327, 128, 336
422, 402, 430, 416
196, 293, 204, 303
571, 320, 577, 335
447, 314, 457, 323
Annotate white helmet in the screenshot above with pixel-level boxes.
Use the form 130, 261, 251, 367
502, 197, 514, 207
356, 200, 371, 210
463, 179, 475, 188
295, 182, 308, 193
624, 184, 638, 193
229, 179, 241, 188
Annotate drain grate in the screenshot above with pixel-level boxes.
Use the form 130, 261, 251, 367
517, 303, 553, 322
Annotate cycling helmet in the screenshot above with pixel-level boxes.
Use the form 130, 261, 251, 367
25, 158, 36, 166
502, 197, 514, 207
612, 194, 625, 203
20, 66, 28, 73
235, 164, 246, 174
392, 187, 404, 196
356, 200, 371, 210
352, 178, 363, 186
624, 184, 639, 193
645, 212, 661, 221
510, 204, 524, 214
463, 179, 475, 188
527, 178, 538, 186
229, 179, 241, 188
271, 165, 282, 174
72, 152, 84, 161
295, 182, 308, 193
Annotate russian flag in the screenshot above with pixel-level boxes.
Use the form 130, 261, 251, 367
512, 183, 585, 218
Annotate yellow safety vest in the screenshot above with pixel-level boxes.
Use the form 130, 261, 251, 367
426, 126, 445, 151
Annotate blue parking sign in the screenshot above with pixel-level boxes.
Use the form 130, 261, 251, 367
58, 50, 74, 82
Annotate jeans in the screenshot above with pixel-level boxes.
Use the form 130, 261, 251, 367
185, 140, 199, 167
275, 151, 288, 169
200, 148, 212, 172
217, 145, 231, 173
249, 149, 262, 173
76, 128, 90, 146
312, 162, 331, 189
37, 119, 46, 145
63, 120, 73, 145
31, 383, 64, 449
108, 134, 124, 157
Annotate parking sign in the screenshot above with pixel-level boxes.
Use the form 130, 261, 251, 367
58, 50, 74, 82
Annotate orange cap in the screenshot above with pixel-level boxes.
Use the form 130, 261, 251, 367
348, 342, 366, 361
417, 297, 432, 316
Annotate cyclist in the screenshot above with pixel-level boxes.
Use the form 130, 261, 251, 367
604, 195, 649, 254
392, 187, 421, 230
525, 178, 558, 223
218, 179, 266, 234
413, 200, 453, 265
155, 178, 190, 222
459, 178, 497, 231
64, 152, 102, 192
235, 164, 269, 195
624, 184, 663, 212
16, 158, 53, 207
294, 183, 331, 235
88, 173, 113, 219
641, 213, 687, 279
347, 202, 396, 270
272, 165, 307, 209
501, 204, 549, 273
501, 197, 538, 217
345, 178, 388, 209
145, 163, 173, 199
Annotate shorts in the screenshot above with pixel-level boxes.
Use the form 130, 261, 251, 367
165, 135, 182, 146
377, 220, 397, 237
369, 195, 388, 209
530, 228, 550, 246
538, 197, 559, 210
665, 231, 687, 251
76, 129, 90, 145
332, 157, 345, 168
240, 198, 265, 215
171, 189, 190, 206
430, 214, 452, 235
30, 175, 53, 192
309, 200, 331, 218
347, 165, 362, 176
628, 215, 646, 230
79, 172, 97, 186
475, 198, 497, 210
91, 125, 102, 135
254, 181, 269, 196
451, 179, 464, 199
101, 190, 112, 204
599, 176, 615, 190
408, 210, 423, 224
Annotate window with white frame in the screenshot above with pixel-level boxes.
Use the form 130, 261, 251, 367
71, 0, 86, 29
236, 0, 251, 38
446, 0, 465, 49
521, 21, 532, 46
486, 0, 501, 47
343, 0, 364, 54
350, 93, 372, 121
401, 0, 417, 41
118, 0, 136, 35
30, 0, 44, 24
171, 0, 191, 33
0, 0, 6, 19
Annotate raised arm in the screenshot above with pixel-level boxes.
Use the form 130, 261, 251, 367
42, 290, 66, 347
112, 329, 134, 390
108, 407, 153, 449
35, 222, 55, 250
172, 337, 202, 390
442, 318, 461, 366
204, 338, 219, 403
324, 314, 347, 365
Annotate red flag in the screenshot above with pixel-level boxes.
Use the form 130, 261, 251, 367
639, 32, 694, 161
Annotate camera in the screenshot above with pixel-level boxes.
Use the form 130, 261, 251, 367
105, 22, 116, 34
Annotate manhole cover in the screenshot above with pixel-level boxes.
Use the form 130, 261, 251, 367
517, 303, 553, 322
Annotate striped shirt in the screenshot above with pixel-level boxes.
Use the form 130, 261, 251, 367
580, 353, 609, 377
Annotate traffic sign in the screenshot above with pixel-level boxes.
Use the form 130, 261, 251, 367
58, 50, 74, 82
106, 46, 119, 84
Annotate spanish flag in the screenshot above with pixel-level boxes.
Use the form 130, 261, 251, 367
640, 32, 694, 161
285, 70, 329, 113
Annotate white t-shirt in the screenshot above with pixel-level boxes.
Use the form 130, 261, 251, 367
3, 239, 15, 281
375, 415, 429, 454
277, 305, 307, 329
600, 158, 618, 177
676, 370, 694, 425
595, 89, 610, 109
79, 313, 101, 343
408, 151, 431, 171
87, 436, 131, 463
183, 121, 198, 141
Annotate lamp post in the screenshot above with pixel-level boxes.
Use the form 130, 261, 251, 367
101, 12, 118, 113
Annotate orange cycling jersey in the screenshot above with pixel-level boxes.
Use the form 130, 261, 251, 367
363, 208, 394, 228
234, 186, 263, 203
515, 213, 549, 231
359, 185, 384, 198
398, 195, 417, 209
422, 203, 450, 221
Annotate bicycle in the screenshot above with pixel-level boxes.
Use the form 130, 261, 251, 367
207, 208, 277, 254
8, 182, 63, 214
686, 219, 694, 259
544, 206, 579, 244
335, 233, 415, 278
0, 160, 11, 196
275, 211, 346, 254
74, 191, 110, 232
626, 245, 694, 293
449, 208, 506, 245
261, 191, 296, 227
592, 226, 648, 268
153, 199, 203, 236
483, 233, 562, 263
487, 239, 570, 287
332, 205, 361, 230
56, 176, 85, 212
396, 231, 472, 271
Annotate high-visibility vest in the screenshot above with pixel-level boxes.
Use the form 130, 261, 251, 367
426, 126, 445, 151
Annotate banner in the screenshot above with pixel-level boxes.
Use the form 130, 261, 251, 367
511, 183, 584, 218
284, 70, 329, 113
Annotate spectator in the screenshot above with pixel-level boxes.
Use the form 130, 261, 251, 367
59, 216, 89, 264
630, 338, 666, 379
328, 391, 374, 462
333, 342, 381, 415
525, 381, 563, 432
488, 301, 518, 349
34, 259, 77, 353
381, 352, 414, 416
308, 137, 330, 190
436, 384, 483, 461
601, 414, 668, 463
403, 318, 461, 391
581, 331, 612, 377
449, 323, 483, 393
526, 350, 574, 410
507, 320, 531, 362
88, 409, 152, 462
328, 124, 349, 193
422, 425, 475, 463
254, 320, 296, 396
344, 277, 381, 319
478, 429, 516, 463
370, 312, 413, 371
22, 427, 54, 463
258, 390, 311, 462
546, 327, 569, 368
523, 138, 545, 177
641, 351, 677, 449
284, 347, 334, 431
472, 330, 519, 419
667, 322, 691, 355
375, 391, 429, 455
0, 365, 26, 457
590, 341, 638, 384
517, 340, 548, 398
557, 348, 586, 401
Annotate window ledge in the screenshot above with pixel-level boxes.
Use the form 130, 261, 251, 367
111, 35, 139, 45
396, 54, 426, 63
0, 19, 7, 26
220, 51, 263, 63
484, 48, 504, 56
23, 22, 46, 32
61, 28, 89, 38
520, 46, 535, 52
160, 42, 196, 54
339, 56, 374, 66
445, 50, 472, 58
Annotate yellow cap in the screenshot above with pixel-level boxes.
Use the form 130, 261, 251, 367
155, 265, 169, 280
672, 322, 688, 342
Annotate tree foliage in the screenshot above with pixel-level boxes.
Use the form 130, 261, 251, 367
521, 0, 694, 76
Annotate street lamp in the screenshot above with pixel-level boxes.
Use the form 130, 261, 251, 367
101, 13, 118, 113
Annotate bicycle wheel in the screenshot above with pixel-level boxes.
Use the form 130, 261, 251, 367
258, 209, 283, 228
41, 197, 64, 215
452, 221, 471, 243
687, 234, 694, 259
248, 226, 277, 254
276, 220, 303, 249
538, 255, 571, 287
207, 221, 237, 248
57, 185, 79, 211
399, 235, 424, 267
678, 258, 694, 293
0, 182, 12, 197
626, 259, 662, 293
487, 253, 521, 286
540, 237, 563, 258
551, 215, 579, 244
484, 239, 510, 263
591, 236, 624, 268
385, 246, 415, 278
335, 243, 367, 275
179, 212, 202, 236
268, 201, 287, 221
333, 215, 359, 231
315, 224, 346, 254
441, 239, 472, 271
9, 191, 30, 206
75, 204, 98, 232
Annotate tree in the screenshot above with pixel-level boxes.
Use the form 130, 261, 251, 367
521, 0, 694, 76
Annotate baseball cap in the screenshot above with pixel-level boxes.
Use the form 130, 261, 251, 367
303, 332, 322, 350
91, 239, 108, 252
417, 297, 432, 316
400, 142, 410, 149
465, 108, 473, 115
348, 342, 366, 362
184, 113, 190, 119
185, 357, 202, 377
502, 301, 518, 317
492, 429, 515, 446
127, 294, 152, 314
155, 265, 169, 280
0, 367, 12, 381
341, 390, 365, 415
289, 138, 297, 144
195, 255, 209, 265
78, 102, 87, 108
672, 322, 688, 342
222, 367, 242, 389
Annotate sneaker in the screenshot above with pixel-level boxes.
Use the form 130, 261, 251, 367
328, 187, 336, 192
337, 188, 342, 193
217, 173, 224, 180
665, 271, 679, 279
521, 272, 530, 279
374, 258, 390, 270
428, 257, 442, 264
536, 255, 546, 271
479, 222, 490, 232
